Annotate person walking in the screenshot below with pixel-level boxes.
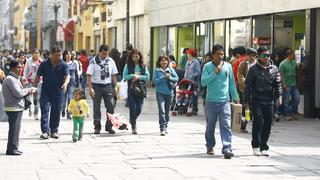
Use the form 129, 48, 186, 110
78, 49, 89, 94
86, 44, 118, 135
152, 55, 179, 136
22, 49, 43, 120
244, 46, 282, 156
279, 49, 300, 121
237, 48, 257, 133
61, 50, 79, 119
34, 46, 70, 139
67, 88, 89, 142
2, 60, 32, 155
179, 48, 189, 70
123, 49, 150, 134
201, 44, 238, 159
184, 48, 201, 115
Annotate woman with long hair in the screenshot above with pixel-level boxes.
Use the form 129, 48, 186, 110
61, 50, 78, 119
153, 55, 178, 136
123, 49, 149, 134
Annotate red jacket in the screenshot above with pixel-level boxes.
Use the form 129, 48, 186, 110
79, 55, 89, 73
232, 55, 247, 85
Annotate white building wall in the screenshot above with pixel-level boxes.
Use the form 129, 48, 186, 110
149, 0, 320, 27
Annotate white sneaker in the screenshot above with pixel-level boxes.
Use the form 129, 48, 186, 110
261, 150, 269, 156
253, 148, 261, 156
160, 131, 166, 136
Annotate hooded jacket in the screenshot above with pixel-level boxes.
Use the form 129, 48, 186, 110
244, 59, 282, 105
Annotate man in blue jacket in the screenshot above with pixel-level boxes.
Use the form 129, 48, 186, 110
201, 44, 238, 159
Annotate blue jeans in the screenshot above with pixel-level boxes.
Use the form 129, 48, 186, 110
205, 101, 232, 154
283, 86, 300, 116
40, 92, 63, 134
81, 73, 87, 94
156, 92, 172, 131
128, 90, 144, 127
62, 84, 75, 118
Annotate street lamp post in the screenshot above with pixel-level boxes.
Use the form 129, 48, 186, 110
53, 3, 61, 46
126, 0, 129, 46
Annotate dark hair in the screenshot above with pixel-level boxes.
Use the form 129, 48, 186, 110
127, 49, 144, 67
126, 43, 133, 51
62, 50, 71, 61
257, 46, 268, 55
156, 55, 170, 68
236, 46, 246, 55
9, 59, 20, 70
183, 48, 189, 54
73, 88, 85, 99
212, 44, 224, 54
246, 47, 258, 55
168, 55, 175, 62
205, 52, 213, 57
285, 49, 293, 57
51, 46, 61, 54
80, 49, 86, 55
32, 49, 40, 54
99, 44, 109, 52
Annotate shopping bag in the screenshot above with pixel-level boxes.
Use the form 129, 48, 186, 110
118, 80, 128, 100
230, 103, 242, 132
107, 113, 128, 130
0, 83, 8, 122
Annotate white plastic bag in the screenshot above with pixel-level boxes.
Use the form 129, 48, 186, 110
118, 80, 128, 100
0, 83, 8, 122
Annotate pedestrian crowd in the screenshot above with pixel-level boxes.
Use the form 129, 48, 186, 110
0, 43, 303, 159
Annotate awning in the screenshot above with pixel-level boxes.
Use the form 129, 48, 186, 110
64, 20, 74, 42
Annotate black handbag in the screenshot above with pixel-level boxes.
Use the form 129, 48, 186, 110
130, 79, 147, 98
168, 80, 176, 89
24, 95, 32, 110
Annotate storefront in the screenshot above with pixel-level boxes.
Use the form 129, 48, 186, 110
150, 8, 320, 118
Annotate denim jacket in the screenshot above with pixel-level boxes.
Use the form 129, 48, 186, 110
184, 58, 201, 86
153, 66, 179, 95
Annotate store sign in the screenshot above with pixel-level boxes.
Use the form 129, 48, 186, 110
252, 37, 271, 45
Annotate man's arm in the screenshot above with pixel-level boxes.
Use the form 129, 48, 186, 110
87, 74, 95, 97
33, 75, 40, 87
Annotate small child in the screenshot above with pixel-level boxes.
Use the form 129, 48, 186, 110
68, 88, 89, 142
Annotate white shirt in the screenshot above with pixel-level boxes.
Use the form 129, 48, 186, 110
86, 56, 118, 84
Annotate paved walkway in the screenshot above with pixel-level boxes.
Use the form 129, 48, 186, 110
1, 89, 320, 180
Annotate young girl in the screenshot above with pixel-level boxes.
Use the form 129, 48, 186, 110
68, 88, 89, 142
122, 49, 150, 134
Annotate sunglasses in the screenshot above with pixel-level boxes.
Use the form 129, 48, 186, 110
260, 54, 270, 59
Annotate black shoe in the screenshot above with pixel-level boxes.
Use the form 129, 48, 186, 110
94, 129, 101, 134
40, 133, 50, 139
62, 111, 65, 118
132, 126, 137, 134
72, 138, 77, 142
105, 127, 115, 134
6, 150, 22, 156
50, 133, 59, 139
224, 151, 234, 159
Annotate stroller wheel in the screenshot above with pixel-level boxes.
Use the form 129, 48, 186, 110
186, 112, 192, 117
172, 111, 177, 116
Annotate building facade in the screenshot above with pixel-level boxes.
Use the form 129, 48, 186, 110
147, 0, 320, 118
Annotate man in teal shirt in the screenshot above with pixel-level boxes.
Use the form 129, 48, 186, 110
201, 44, 238, 159
179, 48, 189, 70
279, 49, 300, 120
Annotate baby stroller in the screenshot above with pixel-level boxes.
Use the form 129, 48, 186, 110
171, 79, 197, 117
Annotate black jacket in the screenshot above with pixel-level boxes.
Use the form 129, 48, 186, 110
244, 59, 282, 105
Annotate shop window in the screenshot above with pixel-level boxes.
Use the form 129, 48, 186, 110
214, 20, 225, 48
252, 15, 272, 50
168, 26, 176, 57
274, 11, 305, 64
152, 27, 168, 69
177, 24, 194, 64
196, 22, 211, 56
230, 18, 251, 49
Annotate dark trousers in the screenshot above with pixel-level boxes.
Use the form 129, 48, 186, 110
251, 103, 274, 151
92, 83, 114, 130
6, 111, 23, 152
128, 90, 144, 127
40, 93, 63, 134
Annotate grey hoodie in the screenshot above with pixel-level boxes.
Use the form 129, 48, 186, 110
2, 71, 29, 111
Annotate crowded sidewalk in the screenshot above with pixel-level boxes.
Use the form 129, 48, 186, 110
0, 89, 320, 180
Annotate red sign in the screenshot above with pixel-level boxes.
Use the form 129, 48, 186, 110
252, 37, 271, 45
